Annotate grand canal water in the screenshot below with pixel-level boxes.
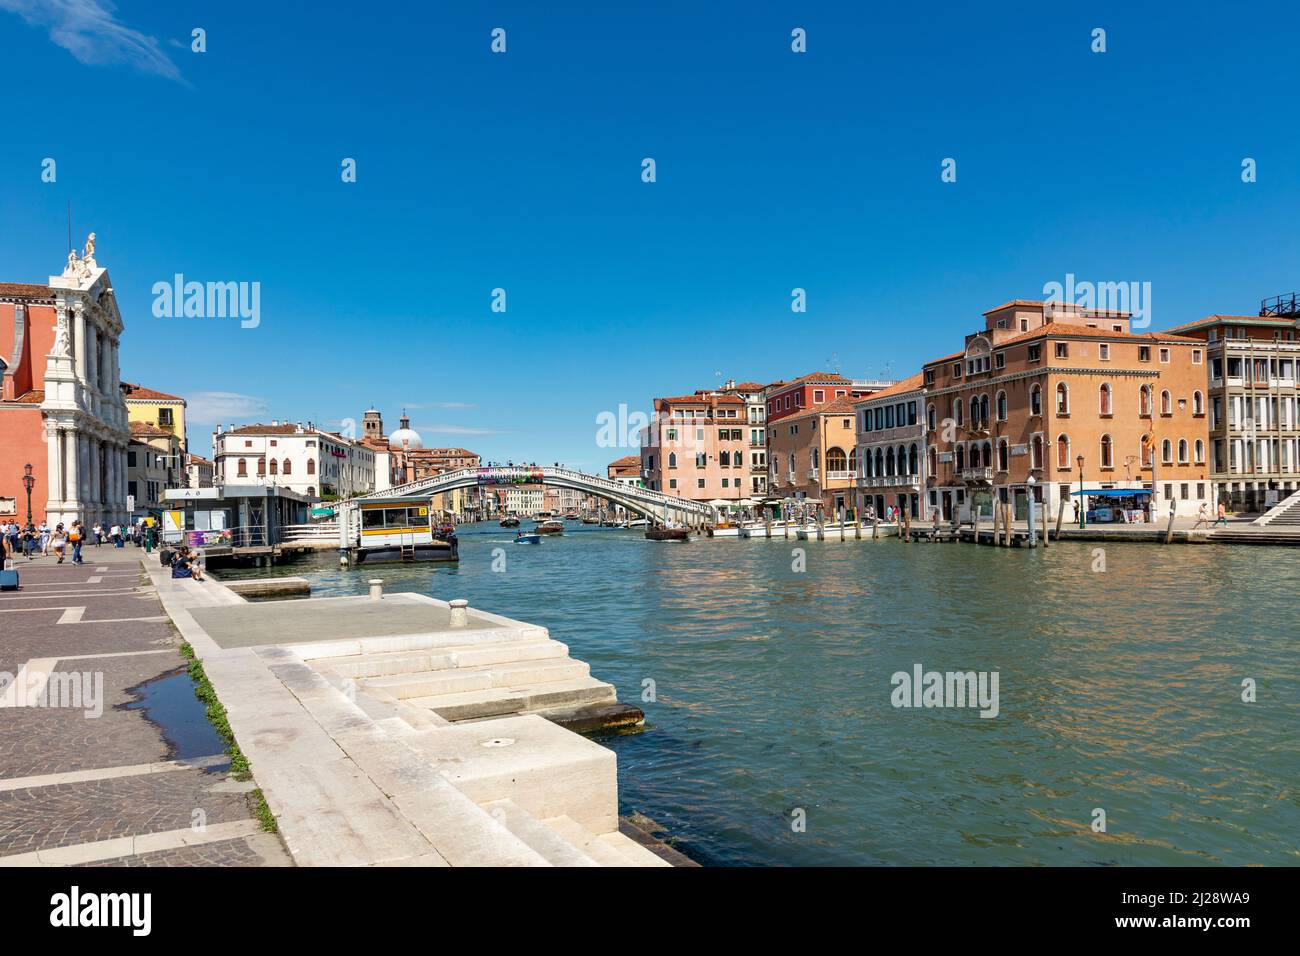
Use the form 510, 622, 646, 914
223, 525, 1299, 866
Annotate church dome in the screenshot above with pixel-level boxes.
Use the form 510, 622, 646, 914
389, 413, 422, 449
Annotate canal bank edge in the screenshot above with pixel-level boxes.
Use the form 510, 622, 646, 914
144, 559, 673, 867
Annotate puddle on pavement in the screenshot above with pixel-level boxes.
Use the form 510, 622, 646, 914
122, 667, 231, 769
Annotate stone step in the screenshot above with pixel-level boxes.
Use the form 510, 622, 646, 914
479, 799, 599, 867
363, 659, 591, 700
292, 625, 550, 661
541, 815, 671, 867
327, 638, 567, 679
405, 676, 618, 722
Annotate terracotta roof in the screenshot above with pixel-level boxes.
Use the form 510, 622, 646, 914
130, 421, 174, 438
784, 397, 857, 422
0, 282, 52, 300
655, 393, 745, 406
221, 423, 306, 436
608, 454, 640, 468
12, 389, 44, 405
723, 381, 765, 391
770, 371, 853, 391
186, 453, 212, 464
1162, 314, 1297, 333
122, 382, 186, 402
982, 298, 1131, 318
924, 351, 964, 367
853, 373, 924, 403
995, 321, 1202, 347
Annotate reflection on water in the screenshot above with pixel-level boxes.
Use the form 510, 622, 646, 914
223, 524, 1300, 866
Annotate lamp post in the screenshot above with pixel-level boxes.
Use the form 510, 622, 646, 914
1076, 454, 1086, 529
22, 463, 35, 527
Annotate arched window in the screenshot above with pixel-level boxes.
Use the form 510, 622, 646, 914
1139, 385, 1151, 416
827, 447, 847, 472
956, 445, 965, 470
1194, 439, 1205, 463
1099, 383, 1112, 416
1057, 434, 1070, 469
885, 447, 895, 475
719, 451, 730, 467
1031, 434, 1043, 468
306, 486, 315, 496
811, 448, 820, 469
908, 443, 918, 475
788, 453, 795, 474
968, 443, 980, 468
927, 404, 936, 431
668, 452, 677, 468
256, 457, 266, 476
1100, 434, 1113, 468
970, 397, 980, 425
307, 459, 316, 475
1161, 390, 1172, 415
1030, 385, 1042, 416
1178, 439, 1189, 463
283, 459, 291, 474
997, 439, 1009, 471
1162, 438, 1173, 464
1056, 383, 1069, 415
929, 446, 938, 474
874, 448, 883, 475
1193, 390, 1204, 415
980, 395, 990, 424
269, 459, 278, 475
954, 398, 964, 427
237, 458, 247, 477
996, 390, 1008, 421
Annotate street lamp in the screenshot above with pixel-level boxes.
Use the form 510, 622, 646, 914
1076, 454, 1086, 529
22, 463, 34, 527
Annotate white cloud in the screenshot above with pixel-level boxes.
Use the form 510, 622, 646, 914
186, 391, 269, 426
0, 0, 183, 81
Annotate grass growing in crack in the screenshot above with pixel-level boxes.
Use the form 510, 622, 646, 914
250, 788, 278, 833
179, 642, 251, 779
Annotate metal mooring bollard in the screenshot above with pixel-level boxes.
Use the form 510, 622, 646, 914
448, 598, 469, 627
368, 579, 384, 601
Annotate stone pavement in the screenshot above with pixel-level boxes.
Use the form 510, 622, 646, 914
0, 542, 291, 866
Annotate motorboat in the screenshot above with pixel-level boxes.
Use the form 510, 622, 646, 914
500, 516, 521, 528
534, 519, 565, 535
645, 527, 689, 542
514, 532, 541, 544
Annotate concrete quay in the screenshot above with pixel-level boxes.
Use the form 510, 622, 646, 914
146, 565, 674, 867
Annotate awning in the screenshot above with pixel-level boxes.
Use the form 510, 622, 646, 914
1070, 488, 1152, 498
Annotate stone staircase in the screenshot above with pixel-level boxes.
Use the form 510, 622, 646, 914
261, 628, 668, 867
1254, 489, 1300, 527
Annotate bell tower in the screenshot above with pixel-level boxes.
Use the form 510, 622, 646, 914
363, 407, 383, 442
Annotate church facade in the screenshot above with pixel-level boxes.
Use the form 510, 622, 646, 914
0, 238, 131, 528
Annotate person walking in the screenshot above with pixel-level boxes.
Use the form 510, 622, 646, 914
92, 522, 103, 546
51, 524, 67, 564
1216, 500, 1228, 526
1192, 502, 1210, 530
69, 521, 84, 565
38, 521, 50, 555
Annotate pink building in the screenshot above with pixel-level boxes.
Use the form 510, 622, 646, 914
640, 391, 749, 504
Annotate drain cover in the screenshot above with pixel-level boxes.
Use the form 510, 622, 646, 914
481, 737, 515, 748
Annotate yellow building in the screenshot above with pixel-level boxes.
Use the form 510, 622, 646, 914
122, 383, 188, 452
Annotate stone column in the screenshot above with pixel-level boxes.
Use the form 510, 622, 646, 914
73, 302, 88, 383
64, 430, 79, 513
46, 424, 63, 514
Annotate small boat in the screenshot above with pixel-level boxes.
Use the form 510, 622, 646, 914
534, 519, 565, 535
500, 517, 521, 528
563, 512, 580, 521
514, 532, 541, 544
626, 518, 649, 529
646, 527, 689, 542
581, 516, 600, 524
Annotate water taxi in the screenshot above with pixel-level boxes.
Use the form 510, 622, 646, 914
514, 532, 542, 544
534, 518, 565, 535
500, 516, 521, 528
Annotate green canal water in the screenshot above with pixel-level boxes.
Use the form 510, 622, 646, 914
222, 524, 1299, 866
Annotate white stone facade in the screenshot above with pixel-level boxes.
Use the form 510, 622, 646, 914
41, 250, 131, 528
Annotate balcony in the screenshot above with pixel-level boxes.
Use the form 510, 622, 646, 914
807, 468, 819, 480
961, 466, 994, 483
825, 469, 857, 480
857, 473, 920, 489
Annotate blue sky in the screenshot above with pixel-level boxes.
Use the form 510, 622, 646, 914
2, 0, 1297, 467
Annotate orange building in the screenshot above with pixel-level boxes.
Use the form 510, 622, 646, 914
766, 397, 861, 514
922, 300, 1211, 523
